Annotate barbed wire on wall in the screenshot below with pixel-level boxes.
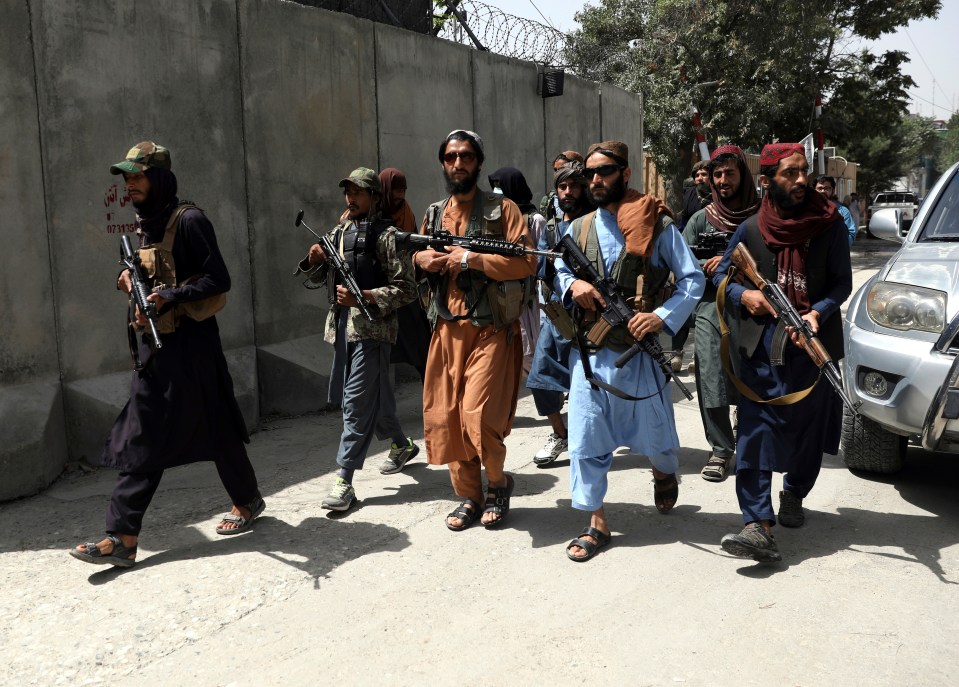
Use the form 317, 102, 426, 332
434, 1, 568, 65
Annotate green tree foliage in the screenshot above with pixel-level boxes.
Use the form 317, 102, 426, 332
936, 113, 959, 171
566, 0, 941, 203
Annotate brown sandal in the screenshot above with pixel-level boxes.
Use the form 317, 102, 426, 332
654, 473, 678, 514
701, 454, 732, 482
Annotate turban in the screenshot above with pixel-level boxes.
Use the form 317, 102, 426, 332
587, 140, 629, 166
760, 143, 805, 166
711, 144, 747, 161
554, 161, 587, 188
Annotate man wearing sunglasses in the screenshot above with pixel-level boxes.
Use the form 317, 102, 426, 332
415, 130, 537, 532
557, 141, 704, 562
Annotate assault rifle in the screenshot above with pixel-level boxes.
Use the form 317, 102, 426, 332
393, 230, 555, 258
690, 229, 731, 260
295, 210, 374, 322
556, 234, 694, 401
728, 243, 860, 414
120, 233, 163, 352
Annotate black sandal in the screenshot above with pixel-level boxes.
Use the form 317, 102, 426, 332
654, 473, 679, 514
216, 496, 266, 535
446, 498, 480, 532
69, 534, 137, 568
482, 474, 514, 529
566, 526, 611, 562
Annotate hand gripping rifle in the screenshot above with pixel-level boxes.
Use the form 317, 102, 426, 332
392, 230, 555, 258
120, 234, 163, 353
728, 243, 860, 414
295, 210, 374, 322
556, 234, 694, 401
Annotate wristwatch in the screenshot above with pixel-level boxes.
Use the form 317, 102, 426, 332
461, 250, 471, 270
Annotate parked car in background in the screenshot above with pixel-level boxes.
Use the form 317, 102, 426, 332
842, 162, 959, 473
867, 190, 919, 237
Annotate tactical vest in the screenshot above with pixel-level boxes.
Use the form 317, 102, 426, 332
736, 215, 843, 360
136, 202, 226, 334
332, 217, 390, 293
569, 210, 674, 351
426, 193, 534, 331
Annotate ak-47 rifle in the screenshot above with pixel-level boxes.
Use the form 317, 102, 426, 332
120, 233, 163, 355
295, 210, 375, 322
728, 243, 860, 414
556, 234, 694, 401
392, 230, 554, 258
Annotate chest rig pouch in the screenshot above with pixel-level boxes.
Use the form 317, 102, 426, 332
328, 218, 389, 302
426, 194, 534, 331
571, 211, 675, 351
136, 202, 226, 334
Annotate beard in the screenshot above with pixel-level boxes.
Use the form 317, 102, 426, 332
444, 167, 480, 195
558, 195, 583, 214
587, 175, 626, 208
767, 177, 807, 211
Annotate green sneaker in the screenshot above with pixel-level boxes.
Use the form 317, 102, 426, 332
379, 438, 420, 475
321, 477, 356, 511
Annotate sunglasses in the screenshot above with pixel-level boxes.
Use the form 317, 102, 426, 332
443, 151, 476, 164
585, 163, 623, 178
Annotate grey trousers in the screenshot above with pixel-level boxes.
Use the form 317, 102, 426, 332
335, 338, 406, 470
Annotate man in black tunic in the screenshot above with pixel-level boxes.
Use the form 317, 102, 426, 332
71, 141, 263, 568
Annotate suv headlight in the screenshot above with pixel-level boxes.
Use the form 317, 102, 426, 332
866, 282, 946, 333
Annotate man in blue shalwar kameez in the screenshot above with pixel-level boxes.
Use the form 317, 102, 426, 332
713, 143, 852, 562
556, 140, 704, 562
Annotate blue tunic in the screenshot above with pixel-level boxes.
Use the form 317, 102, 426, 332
527, 217, 574, 393
556, 208, 705, 463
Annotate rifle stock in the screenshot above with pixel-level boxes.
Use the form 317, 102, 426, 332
728, 243, 860, 413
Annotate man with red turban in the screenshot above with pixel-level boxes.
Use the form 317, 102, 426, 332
712, 143, 852, 562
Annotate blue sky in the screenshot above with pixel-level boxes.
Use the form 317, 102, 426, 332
493, 0, 958, 120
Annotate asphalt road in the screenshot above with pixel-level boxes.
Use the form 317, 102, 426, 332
2, 236, 957, 687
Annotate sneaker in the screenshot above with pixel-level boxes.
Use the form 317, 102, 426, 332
533, 433, 568, 466
778, 489, 805, 528
379, 438, 420, 475
321, 477, 356, 511
720, 523, 782, 562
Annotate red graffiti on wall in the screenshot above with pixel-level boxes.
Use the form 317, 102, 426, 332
103, 184, 137, 234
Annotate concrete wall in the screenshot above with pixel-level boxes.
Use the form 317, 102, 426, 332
1, 0, 644, 500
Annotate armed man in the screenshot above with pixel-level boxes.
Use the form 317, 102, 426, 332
71, 141, 264, 568
556, 140, 704, 562
296, 167, 418, 511
414, 130, 537, 531
526, 158, 593, 466
713, 144, 852, 562
683, 145, 759, 482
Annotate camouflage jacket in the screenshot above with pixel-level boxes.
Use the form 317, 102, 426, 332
296, 219, 416, 345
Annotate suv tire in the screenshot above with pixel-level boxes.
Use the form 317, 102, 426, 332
840, 406, 905, 474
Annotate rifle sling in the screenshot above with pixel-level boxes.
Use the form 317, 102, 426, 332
716, 271, 819, 406
573, 315, 666, 402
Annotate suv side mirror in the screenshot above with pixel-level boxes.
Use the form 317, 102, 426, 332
869, 208, 904, 243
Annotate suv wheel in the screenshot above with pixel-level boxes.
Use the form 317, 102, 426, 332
840, 406, 905, 474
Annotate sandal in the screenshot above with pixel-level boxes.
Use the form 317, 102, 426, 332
482, 474, 515, 529
215, 496, 266, 535
446, 498, 481, 532
69, 534, 137, 568
654, 473, 679, 514
701, 454, 731, 482
566, 526, 611, 562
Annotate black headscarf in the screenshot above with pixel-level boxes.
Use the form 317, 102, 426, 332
488, 167, 536, 214
136, 167, 179, 241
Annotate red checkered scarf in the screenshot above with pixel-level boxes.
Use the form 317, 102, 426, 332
757, 190, 839, 313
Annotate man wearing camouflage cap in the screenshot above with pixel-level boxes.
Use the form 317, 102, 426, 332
71, 141, 264, 568
296, 166, 418, 512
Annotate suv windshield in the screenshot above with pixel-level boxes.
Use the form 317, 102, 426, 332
918, 170, 959, 241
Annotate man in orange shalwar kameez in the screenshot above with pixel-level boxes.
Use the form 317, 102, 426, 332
415, 130, 537, 531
